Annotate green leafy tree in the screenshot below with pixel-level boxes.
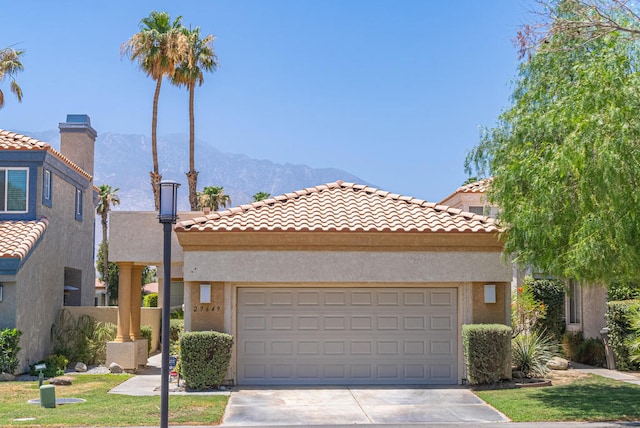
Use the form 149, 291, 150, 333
121, 11, 186, 209
197, 186, 231, 211
142, 266, 157, 285
97, 242, 119, 305
466, 1, 640, 284
252, 191, 271, 202
0, 47, 24, 109
171, 26, 219, 211
96, 184, 119, 304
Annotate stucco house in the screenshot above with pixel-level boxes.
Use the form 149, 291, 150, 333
110, 181, 511, 384
439, 178, 608, 340
0, 115, 97, 372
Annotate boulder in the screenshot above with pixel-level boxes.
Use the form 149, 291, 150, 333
0, 373, 16, 381
50, 376, 73, 385
547, 357, 569, 370
75, 362, 88, 372
109, 362, 124, 374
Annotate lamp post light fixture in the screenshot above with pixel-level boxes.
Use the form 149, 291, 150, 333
158, 180, 180, 428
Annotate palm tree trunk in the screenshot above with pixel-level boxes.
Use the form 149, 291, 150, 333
101, 211, 109, 305
187, 82, 198, 210
151, 77, 163, 210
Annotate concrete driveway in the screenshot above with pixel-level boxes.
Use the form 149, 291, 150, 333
221, 386, 509, 426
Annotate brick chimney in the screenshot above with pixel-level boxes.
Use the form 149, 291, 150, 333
58, 114, 97, 178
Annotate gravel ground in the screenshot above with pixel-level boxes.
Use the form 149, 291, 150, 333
15, 365, 112, 381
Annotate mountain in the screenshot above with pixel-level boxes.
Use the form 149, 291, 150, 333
23, 130, 372, 211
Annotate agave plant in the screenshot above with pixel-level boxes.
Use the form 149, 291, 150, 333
512, 330, 560, 377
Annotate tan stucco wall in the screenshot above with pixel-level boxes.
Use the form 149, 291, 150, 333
12, 166, 95, 373
183, 251, 512, 283
184, 282, 224, 332
567, 284, 607, 340
471, 282, 510, 325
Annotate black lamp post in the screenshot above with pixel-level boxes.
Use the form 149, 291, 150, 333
158, 180, 180, 428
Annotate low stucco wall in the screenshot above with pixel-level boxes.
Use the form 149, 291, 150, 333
63, 306, 161, 353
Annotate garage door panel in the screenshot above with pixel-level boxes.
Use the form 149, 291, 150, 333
238, 287, 457, 385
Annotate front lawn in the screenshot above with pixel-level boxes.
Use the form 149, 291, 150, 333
476, 374, 640, 422
0, 375, 227, 426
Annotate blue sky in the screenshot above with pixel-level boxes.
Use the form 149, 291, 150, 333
1, 0, 531, 202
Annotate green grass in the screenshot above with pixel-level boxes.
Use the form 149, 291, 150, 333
0, 375, 228, 426
476, 375, 640, 422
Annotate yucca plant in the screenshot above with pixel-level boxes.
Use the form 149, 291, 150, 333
512, 330, 560, 377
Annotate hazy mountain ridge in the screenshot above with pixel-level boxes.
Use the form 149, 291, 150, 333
19, 130, 371, 211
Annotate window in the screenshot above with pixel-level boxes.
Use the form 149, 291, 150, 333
0, 168, 28, 213
43, 169, 52, 206
468, 206, 484, 215
75, 188, 83, 221
568, 280, 581, 324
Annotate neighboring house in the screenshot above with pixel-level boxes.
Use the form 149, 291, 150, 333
0, 115, 97, 372
110, 181, 511, 384
439, 178, 607, 340
95, 278, 107, 306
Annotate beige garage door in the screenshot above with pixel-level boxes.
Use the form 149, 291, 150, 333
237, 287, 457, 385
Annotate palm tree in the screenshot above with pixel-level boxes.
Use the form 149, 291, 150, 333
252, 191, 271, 202
96, 184, 120, 305
197, 186, 231, 211
171, 27, 218, 211
121, 11, 186, 209
0, 47, 25, 109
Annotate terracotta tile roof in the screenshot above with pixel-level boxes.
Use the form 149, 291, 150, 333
176, 181, 499, 233
438, 178, 493, 205
0, 218, 49, 260
0, 130, 92, 180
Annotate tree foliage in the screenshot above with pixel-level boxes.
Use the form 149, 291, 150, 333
197, 186, 231, 211
252, 191, 271, 201
0, 47, 24, 110
97, 242, 119, 305
466, 1, 640, 284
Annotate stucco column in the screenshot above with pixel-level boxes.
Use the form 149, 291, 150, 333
115, 262, 132, 342
130, 265, 143, 340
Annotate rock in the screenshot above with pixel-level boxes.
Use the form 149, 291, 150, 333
512, 370, 526, 379
75, 362, 88, 372
0, 373, 16, 381
50, 376, 73, 385
547, 357, 569, 370
109, 362, 124, 374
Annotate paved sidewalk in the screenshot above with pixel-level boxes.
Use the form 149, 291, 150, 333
572, 362, 640, 385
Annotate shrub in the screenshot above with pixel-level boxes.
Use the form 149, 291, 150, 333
30, 354, 68, 378
180, 331, 233, 390
606, 300, 640, 371
562, 331, 606, 367
141, 325, 152, 354
170, 307, 184, 319
0, 328, 22, 374
462, 324, 512, 385
527, 277, 566, 340
89, 322, 117, 365
512, 330, 560, 377
143, 293, 158, 308
170, 319, 184, 344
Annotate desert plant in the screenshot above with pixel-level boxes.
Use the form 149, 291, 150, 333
0, 328, 22, 374
512, 330, 560, 377
512, 281, 547, 337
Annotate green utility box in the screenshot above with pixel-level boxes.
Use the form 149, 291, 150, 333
39, 385, 56, 408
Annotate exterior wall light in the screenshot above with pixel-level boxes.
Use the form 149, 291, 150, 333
484, 284, 496, 304
200, 284, 211, 304
0, 283, 3, 302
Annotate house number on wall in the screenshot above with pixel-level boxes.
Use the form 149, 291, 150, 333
193, 305, 221, 313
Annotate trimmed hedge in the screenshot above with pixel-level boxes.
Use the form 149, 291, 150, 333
462, 324, 512, 385
180, 331, 233, 390
141, 325, 152, 354
0, 328, 22, 374
606, 300, 640, 371
143, 293, 158, 308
